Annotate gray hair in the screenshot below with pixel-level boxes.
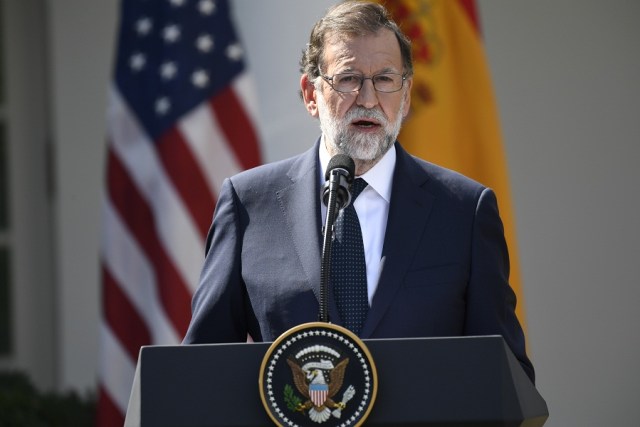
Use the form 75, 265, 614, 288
300, 1, 413, 80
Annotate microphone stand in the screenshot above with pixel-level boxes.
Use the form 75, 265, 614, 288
319, 172, 348, 323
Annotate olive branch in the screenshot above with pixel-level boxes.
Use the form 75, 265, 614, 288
283, 384, 303, 412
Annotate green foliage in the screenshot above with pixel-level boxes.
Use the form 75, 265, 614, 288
283, 384, 302, 412
0, 371, 96, 427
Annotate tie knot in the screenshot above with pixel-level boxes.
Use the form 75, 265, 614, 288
350, 178, 368, 202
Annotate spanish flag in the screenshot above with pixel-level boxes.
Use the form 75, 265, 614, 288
382, 0, 527, 326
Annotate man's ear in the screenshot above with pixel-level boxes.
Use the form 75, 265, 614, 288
402, 77, 413, 118
300, 74, 319, 118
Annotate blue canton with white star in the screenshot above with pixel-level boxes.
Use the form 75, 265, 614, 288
115, 0, 246, 140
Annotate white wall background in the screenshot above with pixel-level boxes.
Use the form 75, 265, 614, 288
479, 2, 640, 424
45, 1, 640, 426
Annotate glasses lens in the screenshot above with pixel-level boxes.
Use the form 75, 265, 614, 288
330, 73, 404, 93
373, 73, 403, 92
333, 74, 362, 92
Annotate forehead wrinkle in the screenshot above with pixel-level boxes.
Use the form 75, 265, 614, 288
322, 31, 403, 76
325, 45, 355, 72
326, 49, 400, 75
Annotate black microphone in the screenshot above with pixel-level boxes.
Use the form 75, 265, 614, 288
322, 154, 355, 209
319, 154, 355, 323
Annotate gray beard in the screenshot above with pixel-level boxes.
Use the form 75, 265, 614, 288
317, 92, 405, 162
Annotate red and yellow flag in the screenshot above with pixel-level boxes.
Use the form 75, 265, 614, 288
383, 0, 526, 326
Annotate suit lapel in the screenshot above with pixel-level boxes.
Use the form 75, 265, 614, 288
275, 141, 340, 320
360, 144, 435, 337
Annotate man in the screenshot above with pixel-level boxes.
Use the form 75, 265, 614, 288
183, 1, 534, 382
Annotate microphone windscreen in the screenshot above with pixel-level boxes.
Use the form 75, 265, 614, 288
325, 154, 355, 181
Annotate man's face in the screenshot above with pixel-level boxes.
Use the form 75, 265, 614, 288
302, 28, 412, 164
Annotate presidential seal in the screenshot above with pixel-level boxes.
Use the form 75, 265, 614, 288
259, 322, 377, 427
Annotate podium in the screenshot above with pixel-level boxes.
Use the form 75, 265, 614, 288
125, 335, 548, 426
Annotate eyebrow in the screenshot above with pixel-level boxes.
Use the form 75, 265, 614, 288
333, 66, 399, 75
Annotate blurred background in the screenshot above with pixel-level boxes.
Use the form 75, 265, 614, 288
0, 0, 638, 426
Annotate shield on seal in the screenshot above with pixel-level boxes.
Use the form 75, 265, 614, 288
309, 383, 329, 407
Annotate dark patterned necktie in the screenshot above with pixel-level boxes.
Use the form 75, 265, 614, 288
332, 178, 369, 335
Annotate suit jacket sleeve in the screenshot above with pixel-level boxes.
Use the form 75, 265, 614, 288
182, 178, 260, 344
466, 187, 534, 382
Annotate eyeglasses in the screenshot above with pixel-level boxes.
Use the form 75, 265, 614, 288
321, 72, 407, 93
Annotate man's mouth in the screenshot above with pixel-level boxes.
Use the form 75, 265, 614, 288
352, 119, 380, 128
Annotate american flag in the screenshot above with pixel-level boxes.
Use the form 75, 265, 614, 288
98, 0, 261, 424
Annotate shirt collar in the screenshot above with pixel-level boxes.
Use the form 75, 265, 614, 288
319, 136, 395, 203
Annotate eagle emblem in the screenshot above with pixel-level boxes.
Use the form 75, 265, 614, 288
259, 323, 377, 426
286, 349, 355, 423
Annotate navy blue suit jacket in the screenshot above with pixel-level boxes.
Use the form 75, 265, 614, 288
183, 141, 534, 382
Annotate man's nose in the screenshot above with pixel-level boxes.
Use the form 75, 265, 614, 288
355, 78, 379, 109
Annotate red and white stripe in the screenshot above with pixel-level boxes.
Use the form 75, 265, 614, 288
97, 73, 261, 425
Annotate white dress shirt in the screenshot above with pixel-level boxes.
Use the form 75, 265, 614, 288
319, 138, 396, 305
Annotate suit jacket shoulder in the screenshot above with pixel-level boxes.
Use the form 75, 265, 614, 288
397, 144, 488, 204
227, 142, 320, 199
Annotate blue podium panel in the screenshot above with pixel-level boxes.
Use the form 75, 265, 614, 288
125, 336, 548, 426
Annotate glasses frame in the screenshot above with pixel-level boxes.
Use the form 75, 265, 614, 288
321, 72, 407, 94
